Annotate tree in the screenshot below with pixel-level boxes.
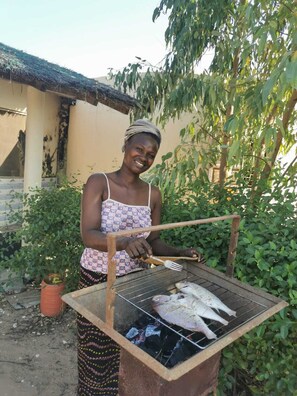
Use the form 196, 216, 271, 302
109, 3, 297, 394
110, 0, 297, 195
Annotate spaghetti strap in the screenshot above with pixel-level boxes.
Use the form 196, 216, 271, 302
148, 183, 152, 208
102, 173, 110, 200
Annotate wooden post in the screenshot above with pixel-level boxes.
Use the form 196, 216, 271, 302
226, 216, 241, 277
105, 234, 117, 327
24, 86, 45, 193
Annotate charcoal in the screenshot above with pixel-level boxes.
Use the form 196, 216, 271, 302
144, 334, 162, 352
123, 315, 204, 368
168, 341, 197, 367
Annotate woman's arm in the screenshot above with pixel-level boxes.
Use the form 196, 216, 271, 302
147, 187, 199, 257
80, 173, 110, 251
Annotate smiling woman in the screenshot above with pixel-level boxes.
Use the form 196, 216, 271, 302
77, 119, 199, 395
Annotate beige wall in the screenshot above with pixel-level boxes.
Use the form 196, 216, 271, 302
0, 79, 60, 177
0, 80, 27, 176
0, 79, 27, 112
0, 111, 26, 176
67, 99, 193, 184
67, 101, 127, 183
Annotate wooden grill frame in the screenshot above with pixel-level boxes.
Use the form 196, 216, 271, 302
62, 214, 288, 381
105, 215, 241, 327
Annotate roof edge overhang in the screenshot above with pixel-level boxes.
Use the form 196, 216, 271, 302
0, 42, 141, 114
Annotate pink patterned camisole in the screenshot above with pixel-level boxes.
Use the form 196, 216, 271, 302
80, 173, 152, 276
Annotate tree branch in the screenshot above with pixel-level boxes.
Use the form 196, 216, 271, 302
219, 48, 240, 188
260, 89, 297, 182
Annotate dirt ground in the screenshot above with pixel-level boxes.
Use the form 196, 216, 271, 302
0, 287, 78, 396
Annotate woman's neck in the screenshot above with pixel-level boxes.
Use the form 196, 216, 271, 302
114, 168, 141, 186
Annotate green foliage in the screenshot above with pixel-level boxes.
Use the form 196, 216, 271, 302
110, 0, 297, 190
110, 1, 297, 392
0, 180, 83, 292
111, 1, 297, 389
148, 166, 297, 395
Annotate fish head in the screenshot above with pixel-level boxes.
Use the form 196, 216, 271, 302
175, 281, 191, 293
152, 295, 171, 306
169, 292, 185, 301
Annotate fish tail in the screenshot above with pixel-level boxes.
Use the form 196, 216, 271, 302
219, 302, 237, 317
195, 324, 217, 339
210, 310, 228, 326
205, 328, 217, 339
220, 317, 228, 326
227, 308, 236, 317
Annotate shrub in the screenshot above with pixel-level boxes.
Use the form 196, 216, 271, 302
153, 168, 297, 395
0, 179, 83, 292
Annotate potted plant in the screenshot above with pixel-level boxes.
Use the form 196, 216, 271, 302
1, 179, 84, 316
40, 273, 66, 317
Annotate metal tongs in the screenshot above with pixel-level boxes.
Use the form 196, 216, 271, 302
149, 256, 184, 271
147, 254, 206, 272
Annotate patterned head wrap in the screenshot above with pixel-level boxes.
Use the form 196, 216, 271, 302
122, 119, 161, 152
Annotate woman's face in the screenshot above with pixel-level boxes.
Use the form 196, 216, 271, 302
123, 133, 159, 174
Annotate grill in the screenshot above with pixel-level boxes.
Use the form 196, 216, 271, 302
114, 264, 277, 353
62, 215, 288, 396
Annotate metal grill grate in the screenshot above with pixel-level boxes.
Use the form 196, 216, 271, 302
114, 265, 273, 354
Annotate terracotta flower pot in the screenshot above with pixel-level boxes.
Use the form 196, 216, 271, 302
40, 275, 65, 317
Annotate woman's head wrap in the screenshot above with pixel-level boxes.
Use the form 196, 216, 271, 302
122, 119, 161, 151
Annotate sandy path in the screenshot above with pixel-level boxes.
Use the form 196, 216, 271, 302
0, 292, 77, 396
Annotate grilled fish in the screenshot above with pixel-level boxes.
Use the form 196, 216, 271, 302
175, 293, 228, 325
176, 281, 236, 317
152, 294, 217, 339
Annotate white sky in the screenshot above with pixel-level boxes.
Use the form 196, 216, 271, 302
0, 0, 169, 78
0, 0, 213, 79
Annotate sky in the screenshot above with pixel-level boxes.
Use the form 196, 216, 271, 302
0, 0, 170, 78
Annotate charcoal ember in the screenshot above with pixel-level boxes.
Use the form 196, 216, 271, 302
160, 326, 180, 355
144, 334, 162, 352
123, 313, 205, 368
167, 340, 197, 368
134, 314, 153, 328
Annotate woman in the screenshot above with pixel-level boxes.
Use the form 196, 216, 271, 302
78, 119, 198, 395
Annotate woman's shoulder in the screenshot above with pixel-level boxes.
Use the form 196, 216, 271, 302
150, 183, 161, 194
86, 172, 107, 183
83, 173, 107, 192
150, 184, 162, 202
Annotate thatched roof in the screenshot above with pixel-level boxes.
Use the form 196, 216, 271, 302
0, 42, 139, 114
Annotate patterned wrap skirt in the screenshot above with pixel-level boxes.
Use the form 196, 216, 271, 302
77, 266, 120, 396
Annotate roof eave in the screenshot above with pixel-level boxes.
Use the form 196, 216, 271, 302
0, 70, 140, 114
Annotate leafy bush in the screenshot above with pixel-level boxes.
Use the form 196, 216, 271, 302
149, 163, 297, 395
0, 180, 83, 292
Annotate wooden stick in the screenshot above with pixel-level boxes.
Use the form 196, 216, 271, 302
106, 234, 117, 327
108, 214, 240, 238
226, 216, 241, 277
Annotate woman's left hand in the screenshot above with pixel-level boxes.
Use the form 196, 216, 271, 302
179, 247, 201, 259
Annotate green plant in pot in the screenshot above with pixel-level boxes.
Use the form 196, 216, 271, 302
1, 179, 84, 315
40, 272, 67, 317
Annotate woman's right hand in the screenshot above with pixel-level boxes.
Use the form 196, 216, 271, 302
120, 237, 152, 260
